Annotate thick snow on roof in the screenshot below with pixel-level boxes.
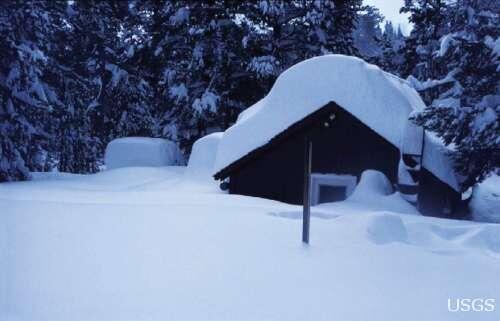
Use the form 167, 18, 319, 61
186, 132, 223, 179
214, 55, 460, 190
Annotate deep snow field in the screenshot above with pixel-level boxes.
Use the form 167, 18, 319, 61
1, 166, 500, 321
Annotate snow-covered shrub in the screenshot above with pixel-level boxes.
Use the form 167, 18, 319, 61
105, 137, 182, 170
470, 175, 500, 223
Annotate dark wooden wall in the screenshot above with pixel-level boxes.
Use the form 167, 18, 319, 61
418, 169, 464, 219
228, 103, 401, 205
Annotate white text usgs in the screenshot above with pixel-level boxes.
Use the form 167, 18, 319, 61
448, 298, 495, 312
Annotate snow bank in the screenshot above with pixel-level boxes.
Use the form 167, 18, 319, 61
470, 175, 500, 223
105, 137, 182, 170
186, 132, 222, 179
214, 54, 460, 191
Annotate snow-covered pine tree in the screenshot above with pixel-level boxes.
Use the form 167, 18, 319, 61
0, 0, 157, 178
55, 99, 100, 174
0, 1, 61, 181
46, 60, 101, 174
242, 0, 363, 93
136, 0, 367, 157
300, 0, 364, 57
240, 1, 307, 87
131, 0, 179, 143
326, 0, 363, 56
323, 0, 359, 54
378, 21, 405, 73
353, 5, 384, 60
146, 1, 246, 151
407, 0, 500, 188
67, 1, 155, 145
40, 1, 103, 174
399, 0, 450, 78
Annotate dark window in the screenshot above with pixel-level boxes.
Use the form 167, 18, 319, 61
318, 185, 347, 203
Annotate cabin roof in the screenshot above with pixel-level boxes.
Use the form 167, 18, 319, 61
213, 55, 461, 192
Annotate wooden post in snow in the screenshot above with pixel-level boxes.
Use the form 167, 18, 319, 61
302, 136, 312, 244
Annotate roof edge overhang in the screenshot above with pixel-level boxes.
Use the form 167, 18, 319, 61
215, 101, 391, 180
214, 102, 340, 180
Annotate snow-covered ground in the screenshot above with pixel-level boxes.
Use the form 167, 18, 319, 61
1, 167, 500, 321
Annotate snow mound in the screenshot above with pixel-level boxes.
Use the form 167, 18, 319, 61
366, 213, 408, 245
349, 170, 394, 201
470, 175, 500, 223
105, 137, 182, 170
316, 170, 418, 215
186, 132, 223, 179
334, 210, 499, 254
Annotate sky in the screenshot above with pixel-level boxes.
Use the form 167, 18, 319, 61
364, 0, 412, 35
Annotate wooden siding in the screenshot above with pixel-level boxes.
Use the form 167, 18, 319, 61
418, 169, 465, 219
228, 102, 401, 205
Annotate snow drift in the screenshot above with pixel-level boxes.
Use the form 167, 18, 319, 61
348, 170, 394, 201
214, 54, 460, 191
315, 170, 419, 215
105, 137, 182, 170
186, 132, 222, 179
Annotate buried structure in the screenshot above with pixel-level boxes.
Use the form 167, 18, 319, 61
213, 55, 468, 218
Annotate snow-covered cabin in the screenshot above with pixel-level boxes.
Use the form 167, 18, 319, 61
213, 55, 466, 218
